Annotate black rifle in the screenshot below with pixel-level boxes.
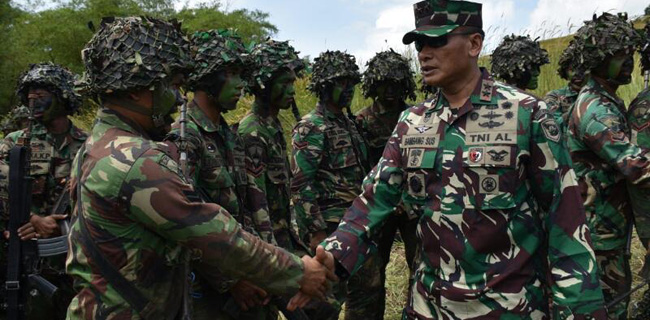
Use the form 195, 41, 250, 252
4, 105, 58, 319
291, 100, 302, 122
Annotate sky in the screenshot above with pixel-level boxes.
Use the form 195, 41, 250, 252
209, 0, 649, 66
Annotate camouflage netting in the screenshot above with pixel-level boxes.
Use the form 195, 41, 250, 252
491, 34, 549, 81
16, 63, 82, 113
362, 49, 416, 101
11, 105, 30, 120
557, 41, 580, 80
80, 16, 192, 94
188, 29, 250, 90
308, 50, 361, 96
570, 13, 642, 75
247, 39, 304, 93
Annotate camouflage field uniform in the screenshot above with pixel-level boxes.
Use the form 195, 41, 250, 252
323, 69, 606, 319
628, 88, 650, 247
0, 63, 85, 320
544, 86, 579, 132
291, 50, 371, 319
0, 105, 29, 136
67, 17, 305, 320
166, 30, 276, 319
238, 39, 305, 251
352, 50, 419, 319
565, 13, 644, 319
545, 40, 582, 131
67, 108, 303, 319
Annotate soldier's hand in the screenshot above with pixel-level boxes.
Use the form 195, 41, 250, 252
230, 280, 269, 311
309, 230, 328, 252
17, 222, 38, 240
30, 214, 66, 238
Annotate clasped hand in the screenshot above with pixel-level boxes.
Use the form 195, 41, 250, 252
287, 245, 337, 311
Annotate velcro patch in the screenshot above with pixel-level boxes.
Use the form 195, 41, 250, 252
479, 175, 499, 194
401, 134, 439, 148
541, 118, 561, 143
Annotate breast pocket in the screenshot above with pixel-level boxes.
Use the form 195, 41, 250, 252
403, 148, 437, 204
327, 135, 357, 169
201, 154, 235, 190
462, 145, 518, 210
267, 158, 289, 185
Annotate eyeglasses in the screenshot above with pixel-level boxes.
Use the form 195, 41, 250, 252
414, 31, 478, 51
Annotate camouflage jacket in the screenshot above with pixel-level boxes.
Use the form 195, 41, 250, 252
544, 85, 579, 133
168, 102, 274, 244
567, 78, 650, 251
290, 103, 369, 234
356, 101, 407, 166
323, 69, 605, 319
624, 88, 650, 242
66, 108, 303, 319
238, 111, 297, 249
0, 121, 87, 217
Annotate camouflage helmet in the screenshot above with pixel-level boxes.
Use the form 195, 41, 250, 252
362, 49, 416, 101
16, 63, 82, 113
308, 50, 361, 96
188, 29, 249, 90
11, 105, 30, 121
570, 13, 642, 75
557, 41, 579, 80
80, 16, 192, 94
247, 39, 304, 94
491, 34, 549, 81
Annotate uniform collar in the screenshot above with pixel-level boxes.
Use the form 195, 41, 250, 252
95, 108, 151, 139
584, 77, 626, 111
429, 68, 497, 125
316, 103, 348, 122
371, 100, 407, 116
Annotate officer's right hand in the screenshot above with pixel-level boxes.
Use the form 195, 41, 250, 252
288, 246, 337, 310
29, 214, 67, 238
230, 280, 270, 311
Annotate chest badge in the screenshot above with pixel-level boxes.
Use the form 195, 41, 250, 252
469, 148, 483, 163
206, 143, 217, 153
487, 150, 508, 162
414, 125, 432, 134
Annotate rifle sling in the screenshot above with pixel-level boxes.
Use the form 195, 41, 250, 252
74, 144, 157, 318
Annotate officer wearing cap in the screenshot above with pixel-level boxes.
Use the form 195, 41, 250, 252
312, 0, 606, 318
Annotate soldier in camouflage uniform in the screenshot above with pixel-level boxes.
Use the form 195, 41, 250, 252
1, 105, 30, 136
491, 34, 549, 91
544, 40, 586, 132
238, 39, 305, 252
0, 63, 85, 320
165, 29, 278, 320
66, 16, 334, 319
311, 1, 607, 318
290, 50, 371, 319
565, 12, 646, 319
353, 49, 419, 318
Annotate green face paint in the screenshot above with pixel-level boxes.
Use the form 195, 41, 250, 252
606, 54, 634, 85
216, 67, 244, 111
331, 78, 355, 109
270, 69, 297, 110
526, 67, 541, 90
41, 96, 67, 124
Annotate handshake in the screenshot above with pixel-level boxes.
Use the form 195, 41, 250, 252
288, 245, 338, 311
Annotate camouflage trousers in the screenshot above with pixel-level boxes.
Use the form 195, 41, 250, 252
346, 212, 419, 320
596, 249, 632, 320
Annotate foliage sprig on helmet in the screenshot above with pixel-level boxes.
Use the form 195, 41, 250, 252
188, 29, 250, 91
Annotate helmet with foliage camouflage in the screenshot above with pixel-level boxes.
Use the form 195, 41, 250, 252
247, 39, 304, 94
16, 63, 81, 114
639, 22, 650, 72
362, 49, 416, 101
188, 29, 250, 90
491, 34, 549, 81
570, 12, 642, 75
308, 50, 361, 96
557, 41, 580, 80
80, 16, 192, 94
